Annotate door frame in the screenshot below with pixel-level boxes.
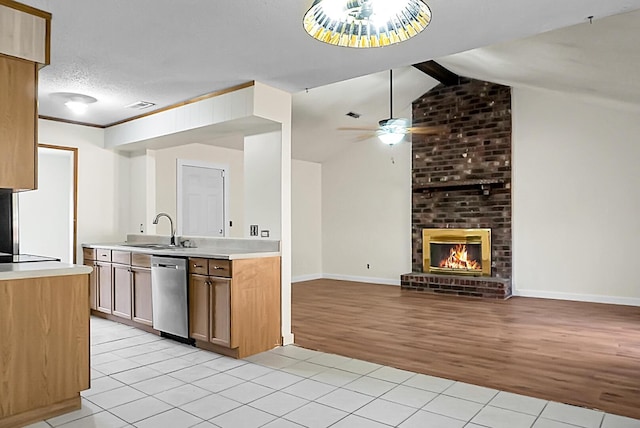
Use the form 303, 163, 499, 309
38, 144, 78, 263
176, 159, 230, 237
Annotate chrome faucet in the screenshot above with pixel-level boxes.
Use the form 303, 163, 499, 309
152, 213, 176, 246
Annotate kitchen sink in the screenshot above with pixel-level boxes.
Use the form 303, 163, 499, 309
121, 243, 179, 249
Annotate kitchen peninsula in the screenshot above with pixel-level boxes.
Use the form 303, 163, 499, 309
83, 235, 282, 359
0, 262, 92, 428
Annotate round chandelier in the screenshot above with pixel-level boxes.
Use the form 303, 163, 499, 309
303, 0, 432, 48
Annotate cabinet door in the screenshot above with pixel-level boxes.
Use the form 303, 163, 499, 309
0, 55, 37, 190
132, 267, 152, 326
189, 274, 210, 342
112, 264, 132, 319
210, 278, 231, 347
84, 260, 97, 310
96, 262, 112, 314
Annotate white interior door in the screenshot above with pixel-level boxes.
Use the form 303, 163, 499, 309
177, 160, 227, 237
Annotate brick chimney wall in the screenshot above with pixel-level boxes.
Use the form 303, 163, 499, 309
411, 78, 512, 279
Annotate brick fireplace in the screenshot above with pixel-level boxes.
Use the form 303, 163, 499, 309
401, 78, 512, 299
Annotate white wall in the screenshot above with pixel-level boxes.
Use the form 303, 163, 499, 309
253, 82, 294, 344
321, 138, 412, 285
244, 131, 282, 239
291, 159, 322, 280
18, 148, 73, 262
512, 87, 640, 305
128, 151, 149, 234
153, 140, 245, 238
38, 119, 130, 261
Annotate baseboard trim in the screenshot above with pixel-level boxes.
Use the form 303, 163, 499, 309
322, 274, 400, 286
514, 289, 640, 307
282, 332, 295, 346
292, 274, 323, 283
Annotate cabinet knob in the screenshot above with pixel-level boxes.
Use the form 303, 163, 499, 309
193, 264, 203, 269
213, 266, 224, 270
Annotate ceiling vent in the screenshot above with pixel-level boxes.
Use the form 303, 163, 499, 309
125, 100, 155, 110
345, 111, 361, 119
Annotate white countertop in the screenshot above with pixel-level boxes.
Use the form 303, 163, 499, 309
0, 262, 93, 281
83, 243, 280, 260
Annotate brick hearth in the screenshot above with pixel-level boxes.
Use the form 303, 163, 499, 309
401, 272, 511, 299
404, 77, 513, 299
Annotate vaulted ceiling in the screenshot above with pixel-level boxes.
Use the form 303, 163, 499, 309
17, 0, 640, 162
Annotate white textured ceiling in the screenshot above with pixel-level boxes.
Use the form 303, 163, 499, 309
439, 8, 640, 113
19, 0, 640, 127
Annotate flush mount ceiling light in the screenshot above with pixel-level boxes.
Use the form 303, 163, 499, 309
303, 0, 431, 48
50, 92, 98, 115
64, 100, 90, 114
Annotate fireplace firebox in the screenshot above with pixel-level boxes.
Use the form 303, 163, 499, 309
423, 228, 491, 276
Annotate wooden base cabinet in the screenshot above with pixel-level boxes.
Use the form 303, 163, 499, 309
132, 267, 152, 326
189, 274, 210, 342
84, 247, 153, 330
96, 261, 112, 314
0, 273, 89, 428
189, 275, 231, 347
83, 259, 98, 310
188, 256, 281, 358
112, 264, 132, 319
211, 279, 231, 347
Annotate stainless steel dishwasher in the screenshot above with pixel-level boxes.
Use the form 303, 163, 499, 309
151, 256, 189, 339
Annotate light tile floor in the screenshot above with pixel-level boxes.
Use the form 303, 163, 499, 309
25, 317, 640, 428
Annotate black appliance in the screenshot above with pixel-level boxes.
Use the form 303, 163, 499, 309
0, 189, 16, 255
0, 189, 60, 263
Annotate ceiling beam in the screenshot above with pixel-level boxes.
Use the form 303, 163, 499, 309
412, 60, 460, 86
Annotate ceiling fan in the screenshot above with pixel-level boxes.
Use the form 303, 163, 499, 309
338, 69, 444, 145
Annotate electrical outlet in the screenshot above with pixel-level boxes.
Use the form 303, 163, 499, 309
367, 263, 370, 269
250, 225, 259, 236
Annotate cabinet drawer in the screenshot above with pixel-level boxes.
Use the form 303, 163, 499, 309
96, 249, 112, 261
83, 248, 96, 261
112, 250, 131, 265
189, 258, 208, 275
131, 253, 151, 268
208, 259, 231, 278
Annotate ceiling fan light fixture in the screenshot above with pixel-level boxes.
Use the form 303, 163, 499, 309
378, 131, 405, 145
303, 0, 432, 48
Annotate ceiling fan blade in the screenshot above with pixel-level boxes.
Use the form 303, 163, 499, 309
352, 134, 375, 142
406, 126, 447, 134
338, 127, 380, 131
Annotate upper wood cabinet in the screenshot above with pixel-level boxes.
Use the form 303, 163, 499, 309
0, 1, 51, 65
0, 1, 51, 191
0, 54, 37, 190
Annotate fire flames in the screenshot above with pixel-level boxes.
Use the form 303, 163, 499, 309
439, 244, 481, 271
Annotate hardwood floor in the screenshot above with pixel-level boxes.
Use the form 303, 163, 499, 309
291, 279, 640, 419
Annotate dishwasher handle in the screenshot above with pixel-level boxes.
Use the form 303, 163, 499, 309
157, 263, 179, 269
151, 256, 187, 271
